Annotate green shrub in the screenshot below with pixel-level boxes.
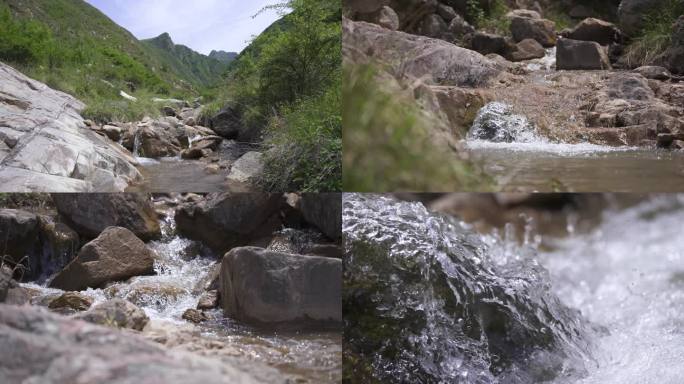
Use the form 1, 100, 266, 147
259, 78, 342, 192
343, 64, 493, 192
624, 0, 684, 67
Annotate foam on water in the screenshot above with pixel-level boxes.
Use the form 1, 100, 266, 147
542, 196, 684, 384
464, 139, 639, 156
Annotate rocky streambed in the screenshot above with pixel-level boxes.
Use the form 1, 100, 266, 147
0, 61, 266, 192
0, 193, 342, 383
343, 1, 684, 191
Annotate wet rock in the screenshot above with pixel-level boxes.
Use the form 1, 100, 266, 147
0, 63, 141, 192
182, 308, 208, 324
563, 18, 622, 46
671, 139, 684, 150
343, 194, 590, 383
0, 265, 11, 302
300, 193, 342, 241
49, 227, 156, 291
0, 304, 281, 383
556, 38, 611, 70
175, 193, 282, 254
47, 291, 93, 314
510, 16, 557, 47
471, 32, 510, 55
423, 86, 494, 137
657, 133, 675, 148
343, 18, 500, 87
468, 102, 538, 142
74, 298, 149, 331
510, 38, 546, 61
220, 247, 342, 325
0, 208, 40, 272
304, 244, 343, 259
0, 265, 37, 304
226, 151, 263, 184
118, 280, 187, 310
197, 290, 219, 310
52, 193, 161, 241
618, 0, 665, 37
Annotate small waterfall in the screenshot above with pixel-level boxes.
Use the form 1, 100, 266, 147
467, 102, 542, 143
132, 128, 143, 158
343, 194, 592, 383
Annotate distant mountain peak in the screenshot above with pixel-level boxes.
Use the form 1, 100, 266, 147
150, 32, 175, 50
209, 50, 238, 63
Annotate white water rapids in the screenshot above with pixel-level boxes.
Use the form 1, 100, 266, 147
542, 196, 684, 384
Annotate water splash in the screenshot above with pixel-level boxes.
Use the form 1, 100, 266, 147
343, 194, 592, 383
467, 102, 542, 143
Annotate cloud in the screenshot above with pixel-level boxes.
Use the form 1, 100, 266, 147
85, 0, 284, 54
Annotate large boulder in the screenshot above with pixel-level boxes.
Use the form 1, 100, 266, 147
510, 16, 557, 47
618, 0, 666, 37
209, 106, 257, 141
416, 13, 449, 38
74, 298, 149, 331
299, 193, 342, 241
0, 63, 141, 192
556, 38, 611, 70
49, 227, 156, 291
509, 38, 546, 61
0, 304, 284, 384
564, 18, 622, 46
343, 18, 500, 87
0, 209, 41, 270
470, 32, 510, 56
226, 151, 264, 184
134, 124, 182, 158
52, 193, 161, 241
219, 247, 342, 325
175, 193, 282, 254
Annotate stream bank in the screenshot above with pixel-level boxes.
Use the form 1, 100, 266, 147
0, 193, 342, 383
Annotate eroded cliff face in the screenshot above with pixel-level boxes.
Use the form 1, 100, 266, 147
0, 62, 141, 192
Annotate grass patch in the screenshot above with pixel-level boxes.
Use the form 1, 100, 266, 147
623, 0, 684, 68
468, 0, 511, 36
343, 64, 493, 192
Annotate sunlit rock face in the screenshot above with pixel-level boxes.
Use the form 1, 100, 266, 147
342, 194, 591, 383
0, 62, 141, 192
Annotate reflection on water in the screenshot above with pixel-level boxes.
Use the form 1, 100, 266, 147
466, 143, 684, 192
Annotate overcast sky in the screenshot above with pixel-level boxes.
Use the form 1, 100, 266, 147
85, 0, 284, 54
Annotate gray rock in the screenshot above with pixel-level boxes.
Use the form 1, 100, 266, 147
437, 4, 458, 22
220, 247, 342, 325
360, 5, 400, 30
226, 151, 263, 184
162, 106, 177, 117
343, 18, 500, 87
182, 308, 208, 324
0, 208, 40, 270
300, 193, 342, 241
74, 298, 149, 331
47, 291, 93, 314
0, 63, 141, 192
505, 9, 541, 20
510, 38, 546, 61
556, 38, 611, 70
416, 14, 448, 38
0, 304, 283, 383
634, 65, 672, 80
102, 124, 123, 141
564, 18, 622, 46
209, 106, 257, 141
471, 32, 509, 55
447, 14, 475, 41
52, 193, 161, 241
607, 72, 655, 100
197, 290, 219, 310
344, 0, 389, 13
175, 193, 282, 254
49, 227, 156, 291
510, 16, 557, 47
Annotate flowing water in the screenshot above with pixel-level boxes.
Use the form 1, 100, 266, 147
343, 193, 684, 383
26, 199, 341, 383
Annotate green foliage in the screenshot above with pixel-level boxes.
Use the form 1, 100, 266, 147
624, 0, 684, 67
259, 77, 342, 192
213, 0, 342, 191
466, 0, 511, 35
0, 0, 200, 122
343, 64, 493, 192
